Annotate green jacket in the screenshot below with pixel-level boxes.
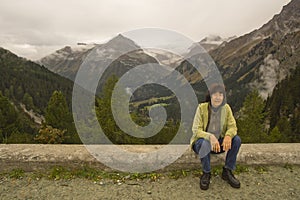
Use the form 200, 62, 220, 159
190, 102, 237, 147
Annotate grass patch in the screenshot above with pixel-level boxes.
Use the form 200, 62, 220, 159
283, 163, 293, 171
0, 165, 278, 182
72, 166, 104, 180
211, 165, 223, 176
168, 170, 190, 179
9, 169, 25, 179
192, 165, 250, 177
48, 166, 74, 180
46, 166, 165, 182
235, 165, 250, 174
191, 169, 202, 177
30, 172, 44, 180
254, 165, 269, 174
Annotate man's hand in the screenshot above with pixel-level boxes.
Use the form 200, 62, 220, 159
222, 135, 232, 151
210, 135, 220, 153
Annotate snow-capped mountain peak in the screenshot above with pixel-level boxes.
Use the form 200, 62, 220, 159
199, 35, 237, 51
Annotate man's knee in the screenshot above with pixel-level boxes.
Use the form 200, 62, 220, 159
232, 135, 241, 147
193, 138, 210, 154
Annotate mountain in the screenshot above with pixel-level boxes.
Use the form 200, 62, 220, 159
175, 0, 299, 111
143, 48, 183, 69
0, 47, 74, 113
0, 47, 75, 143
211, 0, 299, 102
212, 0, 299, 66
199, 35, 236, 52
37, 0, 299, 111
38, 34, 158, 84
39, 34, 165, 101
38, 43, 96, 81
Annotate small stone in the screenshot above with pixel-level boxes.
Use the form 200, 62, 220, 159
147, 191, 152, 194
125, 175, 130, 179
99, 181, 104, 185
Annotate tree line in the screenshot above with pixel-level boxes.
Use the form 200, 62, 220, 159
1, 70, 299, 144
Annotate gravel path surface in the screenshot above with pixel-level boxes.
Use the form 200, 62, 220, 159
0, 165, 299, 200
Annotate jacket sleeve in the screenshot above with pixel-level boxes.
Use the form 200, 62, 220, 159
224, 104, 238, 138
191, 105, 212, 142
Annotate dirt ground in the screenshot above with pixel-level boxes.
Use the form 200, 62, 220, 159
0, 165, 299, 200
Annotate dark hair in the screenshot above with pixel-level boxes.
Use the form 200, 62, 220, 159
205, 83, 226, 105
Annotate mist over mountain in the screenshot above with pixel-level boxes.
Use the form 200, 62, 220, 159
39, 34, 176, 100
38, 34, 157, 82
37, 43, 96, 81
199, 35, 237, 52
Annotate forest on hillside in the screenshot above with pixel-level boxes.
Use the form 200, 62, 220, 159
1, 69, 299, 144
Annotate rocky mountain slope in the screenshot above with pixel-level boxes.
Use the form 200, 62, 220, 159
175, 0, 299, 111
38, 35, 158, 83
210, 0, 299, 103
38, 43, 96, 81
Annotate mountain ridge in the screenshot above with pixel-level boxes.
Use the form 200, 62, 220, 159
208, 0, 299, 104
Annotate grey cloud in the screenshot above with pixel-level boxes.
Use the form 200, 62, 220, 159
0, 0, 291, 60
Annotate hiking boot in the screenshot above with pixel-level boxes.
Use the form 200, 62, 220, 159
200, 172, 211, 190
222, 167, 240, 188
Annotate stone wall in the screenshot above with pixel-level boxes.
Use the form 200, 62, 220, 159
0, 144, 299, 172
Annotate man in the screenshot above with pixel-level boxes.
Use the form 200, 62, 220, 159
190, 84, 241, 190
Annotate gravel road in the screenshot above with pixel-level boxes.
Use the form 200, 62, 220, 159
0, 165, 299, 200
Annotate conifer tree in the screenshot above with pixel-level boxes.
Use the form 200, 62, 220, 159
269, 126, 286, 143
45, 90, 71, 130
0, 92, 18, 143
96, 75, 124, 143
237, 90, 268, 143
95, 75, 145, 144
23, 93, 35, 110
44, 90, 80, 143
276, 116, 293, 142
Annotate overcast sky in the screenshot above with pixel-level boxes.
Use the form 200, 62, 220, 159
0, 0, 291, 60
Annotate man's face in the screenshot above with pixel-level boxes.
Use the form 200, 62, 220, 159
211, 91, 224, 108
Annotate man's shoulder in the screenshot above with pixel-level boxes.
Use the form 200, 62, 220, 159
224, 103, 232, 109
223, 103, 234, 114
199, 102, 209, 109
198, 102, 232, 111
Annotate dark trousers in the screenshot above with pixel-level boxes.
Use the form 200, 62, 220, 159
192, 135, 241, 173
